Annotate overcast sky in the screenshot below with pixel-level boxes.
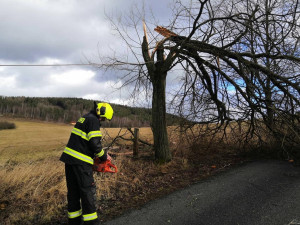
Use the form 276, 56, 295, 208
0, 0, 179, 106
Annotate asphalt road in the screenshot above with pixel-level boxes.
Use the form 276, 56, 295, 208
103, 160, 300, 225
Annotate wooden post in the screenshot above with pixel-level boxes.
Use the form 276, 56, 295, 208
133, 128, 139, 158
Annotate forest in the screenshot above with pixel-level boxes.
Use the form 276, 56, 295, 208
0, 96, 181, 127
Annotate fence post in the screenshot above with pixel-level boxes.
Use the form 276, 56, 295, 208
133, 128, 139, 157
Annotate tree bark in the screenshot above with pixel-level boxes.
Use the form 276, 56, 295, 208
142, 34, 172, 163
151, 71, 171, 163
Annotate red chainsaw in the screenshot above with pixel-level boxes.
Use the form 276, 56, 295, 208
93, 157, 118, 173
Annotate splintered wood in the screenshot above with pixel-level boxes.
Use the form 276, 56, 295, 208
154, 26, 177, 38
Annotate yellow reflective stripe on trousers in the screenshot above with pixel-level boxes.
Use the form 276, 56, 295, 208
96, 149, 105, 157
72, 128, 88, 141
68, 209, 82, 219
87, 131, 102, 140
83, 212, 98, 221
64, 147, 94, 164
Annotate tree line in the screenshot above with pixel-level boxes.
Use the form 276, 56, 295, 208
0, 96, 181, 128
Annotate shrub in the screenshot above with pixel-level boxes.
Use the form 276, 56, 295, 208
0, 121, 16, 130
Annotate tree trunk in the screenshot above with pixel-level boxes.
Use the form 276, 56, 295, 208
151, 72, 171, 163
141, 33, 173, 163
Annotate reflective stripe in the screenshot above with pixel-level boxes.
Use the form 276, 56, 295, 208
68, 209, 82, 219
96, 149, 105, 157
72, 128, 88, 141
72, 128, 101, 141
77, 117, 85, 123
83, 212, 98, 221
87, 131, 102, 140
64, 147, 94, 164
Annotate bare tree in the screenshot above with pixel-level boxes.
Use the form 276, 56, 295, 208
160, 0, 300, 157
141, 23, 179, 162
94, 5, 180, 163
94, 0, 299, 162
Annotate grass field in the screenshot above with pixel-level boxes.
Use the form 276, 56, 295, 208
0, 120, 70, 165
0, 119, 159, 224
0, 118, 243, 224
0, 119, 156, 164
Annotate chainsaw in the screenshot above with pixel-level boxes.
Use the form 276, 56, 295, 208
93, 157, 118, 173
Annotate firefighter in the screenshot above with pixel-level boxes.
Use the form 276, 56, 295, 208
60, 102, 113, 225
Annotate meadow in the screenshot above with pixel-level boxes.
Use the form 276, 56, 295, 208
0, 119, 243, 224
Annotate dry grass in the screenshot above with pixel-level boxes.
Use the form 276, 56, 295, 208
0, 119, 166, 224
0, 118, 243, 224
0, 160, 66, 224
0, 120, 146, 165
0, 119, 70, 165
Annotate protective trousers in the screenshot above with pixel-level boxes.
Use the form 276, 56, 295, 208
65, 164, 99, 225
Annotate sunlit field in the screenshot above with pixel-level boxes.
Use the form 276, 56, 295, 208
0, 119, 155, 165
0, 120, 69, 165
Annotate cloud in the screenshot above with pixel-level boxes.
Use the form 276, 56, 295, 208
0, 0, 178, 106
50, 69, 95, 86
0, 75, 16, 89
0, 0, 176, 62
0, 0, 113, 62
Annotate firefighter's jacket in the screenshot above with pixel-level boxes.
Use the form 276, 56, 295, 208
60, 111, 106, 166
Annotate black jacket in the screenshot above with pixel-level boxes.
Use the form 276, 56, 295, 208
60, 111, 107, 166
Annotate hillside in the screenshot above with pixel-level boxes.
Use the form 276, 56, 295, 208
0, 96, 182, 127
